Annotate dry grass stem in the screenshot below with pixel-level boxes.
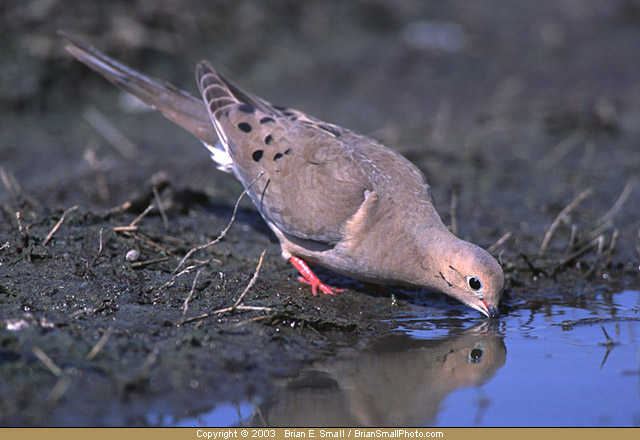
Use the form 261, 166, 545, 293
32, 346, 63, 377
182, 270, 201, 319
596, 235, 606, 259
86, 327, 115, 361
604, 229, 619, 268
152, 185, 170, 230
173, 172, 264, 275
536, 131, 583, 172
598, 178, 636, 225
130, 204, 154, 228
540, 188, 593, 255
0, 166, 22, 197
559, 236, 601, 266
83, 106, 139, 159
488, 231, 512, 253
0, 166, 14, 194
104, 200, 133, 216
44, 205, 78, 245
0, 242, 9, 251
584, 220, 614, 245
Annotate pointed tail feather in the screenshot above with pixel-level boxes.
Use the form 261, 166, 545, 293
58, 31, 217, 147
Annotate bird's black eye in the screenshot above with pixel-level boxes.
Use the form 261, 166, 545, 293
467, 276, 482, 291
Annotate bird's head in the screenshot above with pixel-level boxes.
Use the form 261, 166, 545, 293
426, 238, 504, 318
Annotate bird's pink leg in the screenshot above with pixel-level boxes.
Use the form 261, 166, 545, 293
288, 256, 344, 296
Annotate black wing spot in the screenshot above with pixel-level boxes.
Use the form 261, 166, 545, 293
252, 150, 264, 162
260, 116, 275, 124
318, 124, 342, 137
273, 152, 283, 161
284, 148, 292, 155
238, 104, 255, 113
238, 122, 252, 133
273, 104, 287, 111
264, 135, 273, 145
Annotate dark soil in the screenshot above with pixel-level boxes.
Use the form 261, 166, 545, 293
1, 0, 639, 426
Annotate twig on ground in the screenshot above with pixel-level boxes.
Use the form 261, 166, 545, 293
0, 242, 9, 251
488, 231, 512, 253
44, 205, 78, 245
232, 314, 276, 328
129, 204, 154, 228
172, 172, 264, 275
233, 250, 266, 308
181, 270, 201, 320
178, 250, 270, 325
92, 228, 104, 266
540, 188, 593, 255
130, 256, 170, 269
112, 204, 154, 232
86, 327, 115, 361
165, 265, 197, 288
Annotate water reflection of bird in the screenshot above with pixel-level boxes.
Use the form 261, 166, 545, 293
250, 325, 506, 426
60, 32, 503, 317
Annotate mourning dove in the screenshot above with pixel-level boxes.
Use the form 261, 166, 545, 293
60, 32, 504, 318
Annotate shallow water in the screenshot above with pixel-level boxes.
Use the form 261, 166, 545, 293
175, 289, 640, 427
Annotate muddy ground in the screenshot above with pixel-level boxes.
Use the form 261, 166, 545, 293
1, 0, 639, 426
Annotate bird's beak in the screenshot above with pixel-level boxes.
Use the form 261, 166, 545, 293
477, 299, 500, 319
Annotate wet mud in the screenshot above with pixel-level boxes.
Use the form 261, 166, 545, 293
1, 0, 639, 426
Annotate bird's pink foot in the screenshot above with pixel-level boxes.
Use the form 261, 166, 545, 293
288, 256, 344, 296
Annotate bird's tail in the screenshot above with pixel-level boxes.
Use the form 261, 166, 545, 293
58, 31, 217, 147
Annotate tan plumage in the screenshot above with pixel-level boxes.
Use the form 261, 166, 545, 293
60, 32, 504, 318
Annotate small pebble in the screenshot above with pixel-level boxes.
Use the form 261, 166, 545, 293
126, 249, 140, 262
